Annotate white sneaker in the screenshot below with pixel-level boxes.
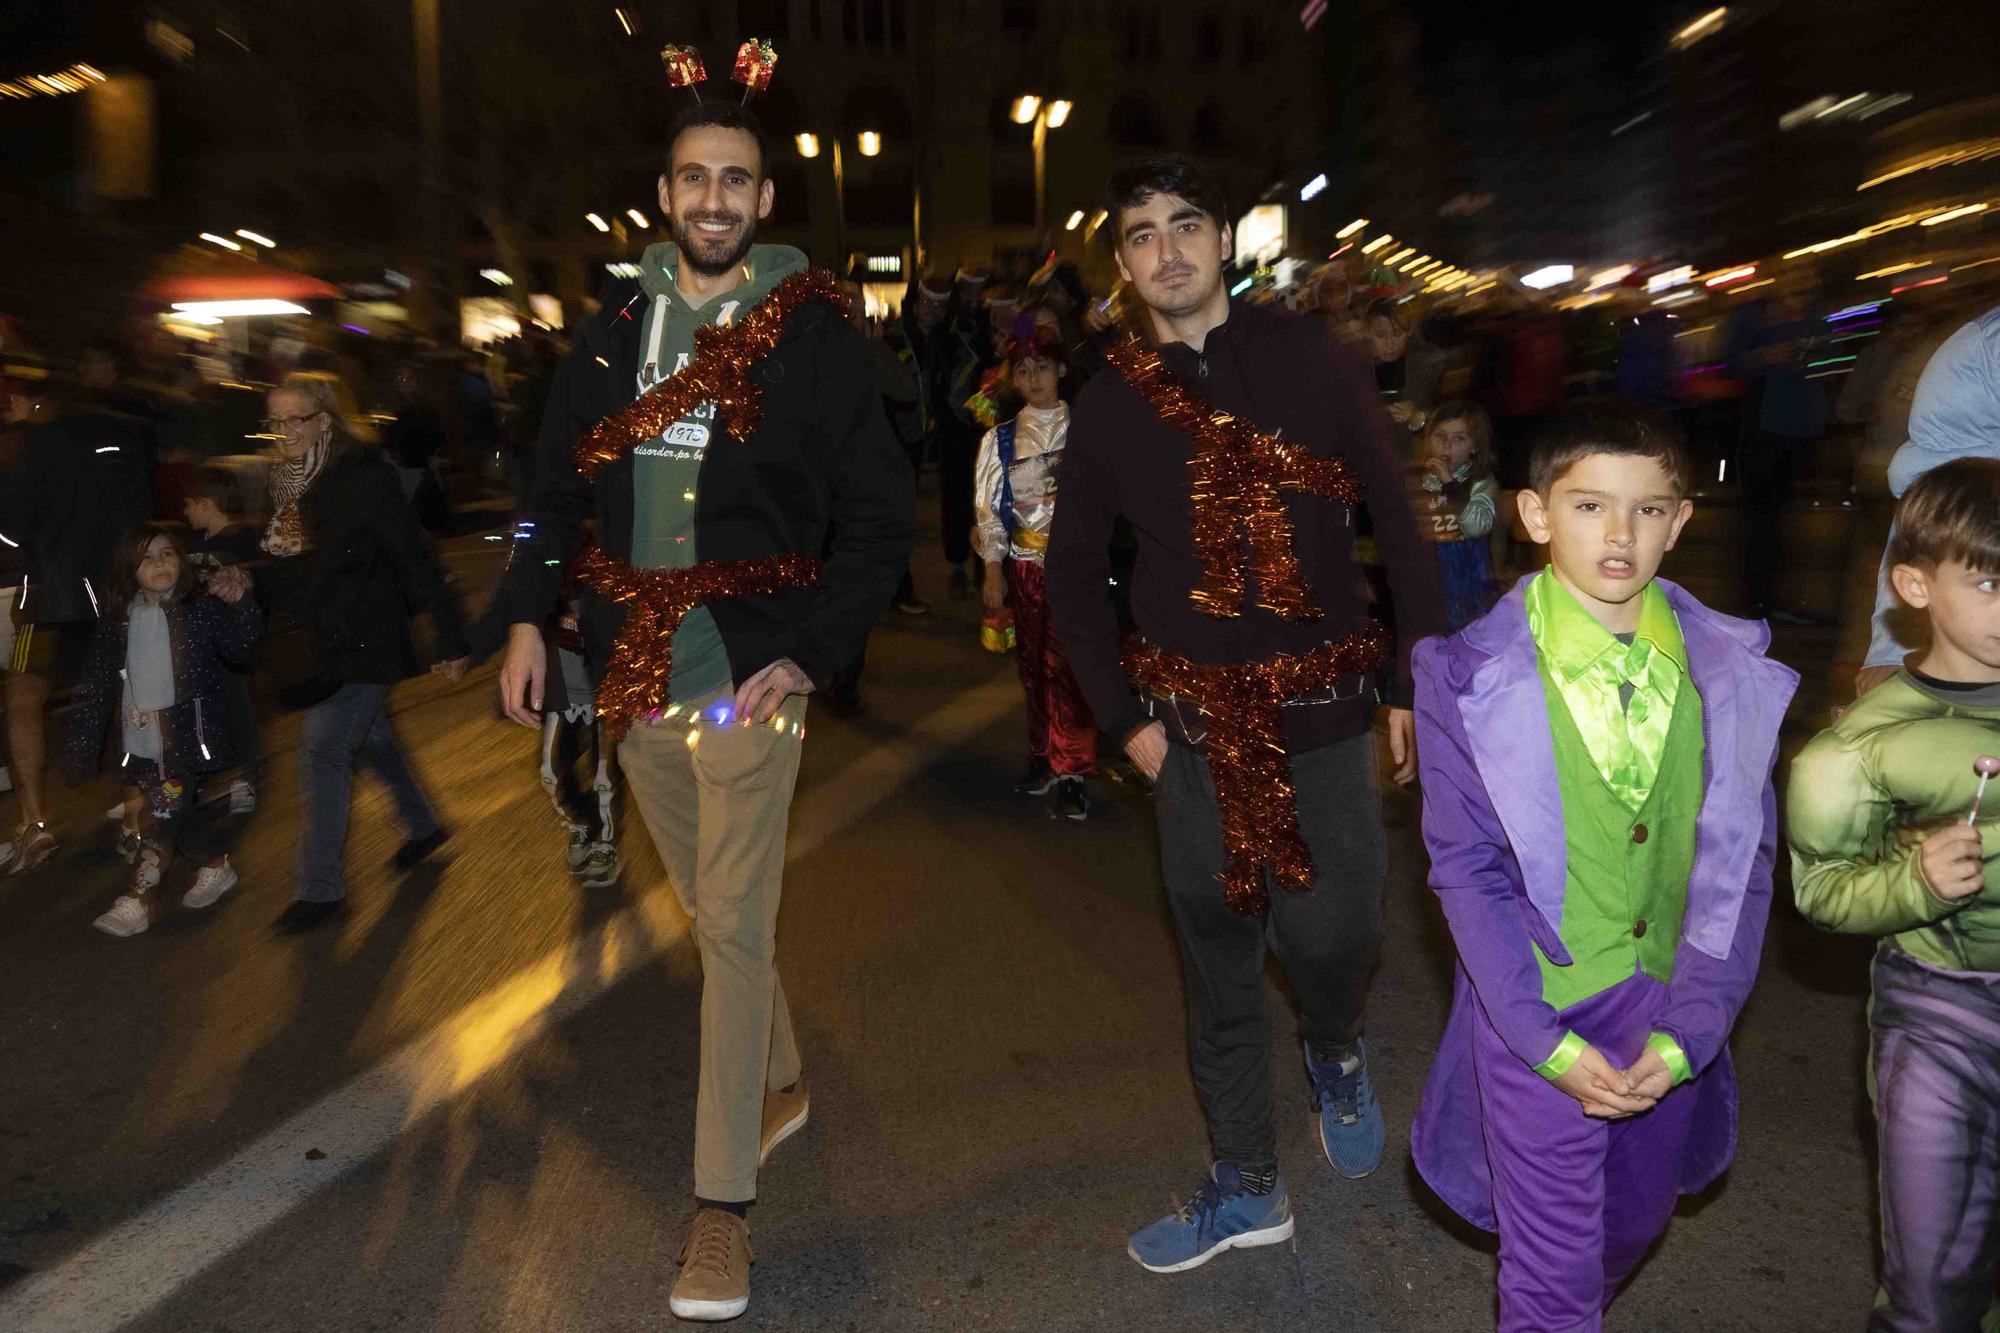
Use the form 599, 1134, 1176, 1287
93, 895, 151, 937
577, 842, 620, 887
105, 801, 127, 823
182, 859, 239, 909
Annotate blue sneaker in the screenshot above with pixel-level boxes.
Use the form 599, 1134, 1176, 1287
1304, 1037, 1384, 1179
1126, 1163, 1294, 1273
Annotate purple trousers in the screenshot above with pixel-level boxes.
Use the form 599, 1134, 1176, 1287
1869, 948, 2000, 1333
1414, 970, 1738, 1333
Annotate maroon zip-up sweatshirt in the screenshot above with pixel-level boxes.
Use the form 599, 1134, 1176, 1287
1045, 298, 1446, 755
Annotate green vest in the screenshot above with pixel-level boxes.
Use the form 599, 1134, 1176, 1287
1534, 668, 1704, 1011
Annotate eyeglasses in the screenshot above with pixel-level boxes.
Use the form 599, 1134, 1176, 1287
262, 410, 325, 432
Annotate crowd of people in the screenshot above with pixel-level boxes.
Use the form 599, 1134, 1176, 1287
2, 90, 1998, 1330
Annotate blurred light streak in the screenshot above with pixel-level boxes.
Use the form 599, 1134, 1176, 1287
1859, 138, 2000, 190
1521, 264, 1575, 290
1703, 265, 1757, 287
1920, 203, 1988, 226
1588, 264, 1635, 290
1045, 100, 1072, 128
198, 232, 243, 251
1952, 256, 2000, 273
172, 299, 310, 317
795, 132, 819, 158
1011, 95, 1040, 125
1337, 218, 1368, 239
1652, 290, 1702, 306
1299, 174, 1327, 202
1826, 301, 1887, 321
1855, 260, 1929, 280
1361, 234, 1394, 255
585, 213, 610, 232
626, 208, 649, 228
857, 130, 881, 156
1065, 210, 1084, 231
0, 61, 106, 101
1891, 275, 1949, 294
1671, 7, 1727, 50
1727, 278, 1775, 294
1646, 267, 1693, 293
234, 229, 275, 248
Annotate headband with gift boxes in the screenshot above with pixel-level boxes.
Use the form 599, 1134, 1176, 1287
660, 39, 777, 103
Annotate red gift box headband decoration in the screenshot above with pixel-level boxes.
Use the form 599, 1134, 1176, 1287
661, 39, 777, 104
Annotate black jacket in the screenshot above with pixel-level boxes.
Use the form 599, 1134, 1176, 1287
491, 276, 914, 691
24, 408, 155, 625
66, 592, 260, 781
1046, 299, 1446, 754
261, 439, 467, 688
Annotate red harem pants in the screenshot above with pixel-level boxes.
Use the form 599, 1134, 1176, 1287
1004, 557, 1096, 777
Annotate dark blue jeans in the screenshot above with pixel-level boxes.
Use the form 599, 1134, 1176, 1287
293, 682, 439, 903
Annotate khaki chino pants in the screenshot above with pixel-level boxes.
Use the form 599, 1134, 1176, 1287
618, 685, 806, 1202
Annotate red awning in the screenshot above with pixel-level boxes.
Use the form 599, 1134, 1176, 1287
141, 257, 342, 305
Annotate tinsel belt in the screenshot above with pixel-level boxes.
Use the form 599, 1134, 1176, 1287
572, 546, 821, 744
1124, 626, 1389, 915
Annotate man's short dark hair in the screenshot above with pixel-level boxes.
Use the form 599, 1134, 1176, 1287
666, 100, 771, 179
1889, 457, 2000, 573
1105, 155, 1229, 242
189, 464, 243, 515
1528, 401, 1692, 497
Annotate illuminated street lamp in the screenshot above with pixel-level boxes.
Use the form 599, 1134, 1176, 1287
796, 129, 892, 269
585, 212, 610, 233
795, 132, 820, 158
1010, 95, 1040, 125
1045, 99, 1072, 128
857, 130, 881, 157
626, 208, 650, 228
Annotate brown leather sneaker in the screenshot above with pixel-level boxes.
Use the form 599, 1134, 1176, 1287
759, 1078, 810, 1166
671, 1208, 752, 1321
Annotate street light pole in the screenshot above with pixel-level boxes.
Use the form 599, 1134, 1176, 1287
1032, 110, 1048, 239
412, 0, 446, 338
831, 135, 847, 277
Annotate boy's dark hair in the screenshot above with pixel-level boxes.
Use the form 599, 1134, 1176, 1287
188, 465, 243, 515
1528, 402, 1692, 497
1104, 155, 1229, 243
666, 100, 771, 179
107, 521, 195, 615
1889, 457, 2000, 573
1428, 399, 1496, 481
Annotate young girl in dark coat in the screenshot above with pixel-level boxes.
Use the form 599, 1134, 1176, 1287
67, 523, 261, 936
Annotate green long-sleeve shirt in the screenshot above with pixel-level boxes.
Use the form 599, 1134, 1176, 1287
1788, 670, 2000, 973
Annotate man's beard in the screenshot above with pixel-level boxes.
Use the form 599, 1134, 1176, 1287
1143, 265, 1220, 319
673, 208, 758, 278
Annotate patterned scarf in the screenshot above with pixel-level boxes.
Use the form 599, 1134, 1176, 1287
261, 435, 331, 557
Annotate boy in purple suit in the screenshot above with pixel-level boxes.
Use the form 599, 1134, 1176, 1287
1409, 405, 1798, 1331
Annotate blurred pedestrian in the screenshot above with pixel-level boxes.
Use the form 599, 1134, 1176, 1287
975, 327, 1095, 819
256, 372, 466, 934
488, 100, 911, 1323
382, 361, 454, 535
5, 350, 156, 875
1732, 289, 1830, 622
1412, 401, 1500, 631
183, 465, 266, 808
1047, 155, 1445, 1273
65, 524, 260, 936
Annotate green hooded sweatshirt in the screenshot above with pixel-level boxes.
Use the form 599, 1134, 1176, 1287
630, 240, 810, 703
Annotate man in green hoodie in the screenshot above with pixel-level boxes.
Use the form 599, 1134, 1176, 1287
491, 101, 913, 1322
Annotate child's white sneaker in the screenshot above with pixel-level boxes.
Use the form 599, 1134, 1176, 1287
182, 859, 239, 909
93, 895, 151, 937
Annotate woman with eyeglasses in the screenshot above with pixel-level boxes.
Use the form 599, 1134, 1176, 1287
257, 372, 468, 934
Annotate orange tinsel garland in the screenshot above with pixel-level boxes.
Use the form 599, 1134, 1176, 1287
574, 546, 822, 744
1105, 336, 1364, 621
573, 268, 849, 479
1126, 625, 1389, 915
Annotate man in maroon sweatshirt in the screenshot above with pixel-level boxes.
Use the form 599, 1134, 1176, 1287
1045, 156, 1444, 1272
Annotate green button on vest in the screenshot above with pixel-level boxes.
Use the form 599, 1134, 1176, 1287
1533, 670, 1704, 1012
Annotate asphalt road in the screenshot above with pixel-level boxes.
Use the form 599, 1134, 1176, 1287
0, 491, 1891, 1331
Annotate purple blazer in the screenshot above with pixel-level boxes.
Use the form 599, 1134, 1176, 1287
1409, 577, 1798, 1224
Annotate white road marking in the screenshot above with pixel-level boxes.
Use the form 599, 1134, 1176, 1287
0, 678, 1019, 1332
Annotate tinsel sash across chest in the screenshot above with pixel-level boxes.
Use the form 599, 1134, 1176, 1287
567, 270, 847, 741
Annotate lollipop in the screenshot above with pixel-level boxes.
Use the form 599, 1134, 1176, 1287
660, 44, 707, 95
731, 38, 777, 99
1967, 755, 2000, 825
